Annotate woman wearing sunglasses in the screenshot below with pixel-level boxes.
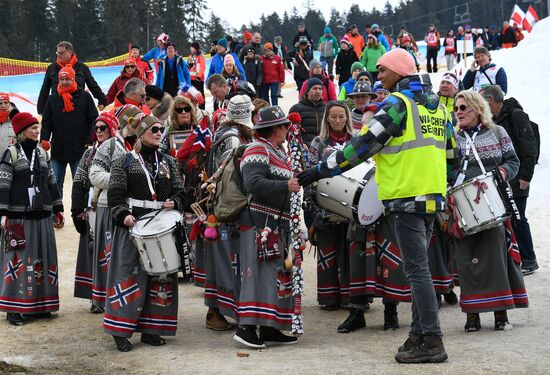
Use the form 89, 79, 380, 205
451, 91, 527, 332
71, 112, 119, 314
105, 58, 144, 106
103, 114, 186, 352
159, 96, 196, 156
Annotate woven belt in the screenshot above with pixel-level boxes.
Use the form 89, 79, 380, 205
128, 198, 164, 210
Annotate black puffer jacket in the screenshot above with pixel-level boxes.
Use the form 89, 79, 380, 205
289, 97, 326, 145
37, 61, 106, 114
41, 89, 99, 162
335, 48, 359, 86
493, 97, 538, 197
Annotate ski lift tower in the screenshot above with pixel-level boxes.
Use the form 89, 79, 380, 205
453, 4, 472, 25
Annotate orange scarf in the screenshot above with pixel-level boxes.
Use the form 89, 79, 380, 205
57, 53, 78, 69
57, 82, 78, 112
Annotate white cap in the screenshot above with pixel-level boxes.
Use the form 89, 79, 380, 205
226, 95, 254, 129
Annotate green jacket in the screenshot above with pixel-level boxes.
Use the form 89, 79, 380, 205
318, 35, 340, 58
361, 45, 386, 73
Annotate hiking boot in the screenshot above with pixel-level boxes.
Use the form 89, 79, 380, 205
337, 308, 366, 333
464, 313, 481, 332
383, 303, 399, 330
233, 326, 266, 349
398, 332, 421, 352
394, 335, 448, 363
206, 308, 233, 331
521, 263, 538, 276
259, 326, 298, 346
90, 305, 104, 314
6, 313, 24, 326
113, 336, 133, 352
141, 333, 166, 346
494, 310, 510, 331
443, 290, 458, 305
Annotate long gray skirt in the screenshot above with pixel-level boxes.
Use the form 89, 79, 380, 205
0, 218, 59, 314
455, 224, 528, 313
204, 224, 240, 320
73, 222, 93, 300
92, 207, 112, 308
237, 229, 294, 331
103, 227, 179, 338
316, 222, 349, 307
193, 238, 206, 287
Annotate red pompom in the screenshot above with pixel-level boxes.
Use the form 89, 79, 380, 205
288, 112, 301, 124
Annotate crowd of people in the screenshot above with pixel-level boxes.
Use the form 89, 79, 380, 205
0, 16, 539, 366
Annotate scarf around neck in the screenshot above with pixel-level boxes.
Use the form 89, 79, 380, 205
57, 53, 78, 69
57, 82, 78, 112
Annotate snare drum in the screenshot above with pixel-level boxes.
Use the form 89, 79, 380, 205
130, 210, 183, 275
448, 172, 509, 235
315, 161, 384, 226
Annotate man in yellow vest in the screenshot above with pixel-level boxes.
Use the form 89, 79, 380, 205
299, 48, 454, 364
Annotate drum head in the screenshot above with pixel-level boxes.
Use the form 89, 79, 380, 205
356, 165, 384, 226
133, 210, 183, 236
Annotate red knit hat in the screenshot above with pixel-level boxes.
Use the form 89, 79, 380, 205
243, 31, 253, 43
0, 92, 9, 102
96, 112, 119, 135
376, 48, 416, 77
124, 58, 137, 67
59, 66, 76, 80
11, 112, 39, 135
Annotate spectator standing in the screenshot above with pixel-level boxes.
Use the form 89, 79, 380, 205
371, 23, 390, 51
142, 32, 169, 72
129, 45, 154, 85
318, 27, 339, 76
289, 78, 326, 145
424, 24, 441, 73
207, 38, 246, 81
292, 21, 314, 50
488, 25, 500, 50
346, 24, 365, 59
462, 46, 507, 94
298, 60, 336, 104
105, 58, 143, 106
156, 43, 191, 97
239, 32, 264, 61
361, 34, 387, 81
260, 43, 284, 105
335, 37, 359, 87
0, 93, 18, 156
112, 78, 151, 114
37, 41, 106, 114
444, 30, 456, 70
288, 36, 313, 92
243, 48, 263, 95
274, 35, 290, 98
188, 42, 206, 109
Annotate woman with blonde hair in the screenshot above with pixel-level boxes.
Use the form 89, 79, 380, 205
451, 90, 527, 332
160, 96, 197, 156
361, 35, 386, 81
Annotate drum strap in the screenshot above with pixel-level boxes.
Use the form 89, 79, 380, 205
131, 150, 160, 200
128, 198, 164, 210
454, 131, 485, 187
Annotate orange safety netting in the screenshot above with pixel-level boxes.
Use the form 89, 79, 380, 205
0, 53, 129, 77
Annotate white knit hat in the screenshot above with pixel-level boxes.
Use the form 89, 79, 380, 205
226, 95, 254, 129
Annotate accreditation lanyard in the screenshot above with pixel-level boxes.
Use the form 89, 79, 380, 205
454, 131, 486, 187
17, 144, 37, 185
134, 150, 160, 201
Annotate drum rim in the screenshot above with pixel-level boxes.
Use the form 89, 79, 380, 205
448, 171, 495, 194
131, 210, 184, 237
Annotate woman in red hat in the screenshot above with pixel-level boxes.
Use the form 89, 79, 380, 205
0, 92, 19, 157
106, 58, 144, 106
0, 112, 63, 326
71, 112, 119, 313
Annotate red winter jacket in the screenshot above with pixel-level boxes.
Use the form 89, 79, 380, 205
298, 73, 337, 104
106, 69, 142, 105
260, 54, 284, 84
135, 56, 154, 85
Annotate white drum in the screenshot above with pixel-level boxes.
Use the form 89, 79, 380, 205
315, 161, 384, 226
87, 209, 96, 238
448, 172, 509, 235
130, 210, 183, 275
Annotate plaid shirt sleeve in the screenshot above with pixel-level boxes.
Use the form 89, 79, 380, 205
445, 119, 461, 184
323, 95, 407, 176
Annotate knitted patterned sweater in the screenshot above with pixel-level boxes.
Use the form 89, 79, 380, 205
0, 141, 63, 219
108, 145, 187, 228
71, 146, 95, 214
455, 124, 519, 182
89, 134, 131, 208
239, 137, 293, 229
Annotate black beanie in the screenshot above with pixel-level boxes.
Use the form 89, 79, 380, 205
306, 77, 323, 92
145, 85, 164, 102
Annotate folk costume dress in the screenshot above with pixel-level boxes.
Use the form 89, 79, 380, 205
204, 125, 245, 320
452, 125, 528, 313
103, 144, 186, 338
89, 133, 133, 307
237, 137, 294, 330
0, 141, 62, 314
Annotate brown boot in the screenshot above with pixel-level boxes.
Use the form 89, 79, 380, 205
206, 308, 233, 331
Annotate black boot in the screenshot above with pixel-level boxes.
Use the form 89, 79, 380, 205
6, 312, 24, 326
398, 332, 421, 352
337, 307, 366, 333
233, 326, 265, 349
464, 313, 481, 332
383, 303, 399, 330
443, 290, 458, 305
494, 310, 509, 330
395, 335, 448, 363
141, 333, 167, 346
113, 336, 133, 352
259, 326, 298, 346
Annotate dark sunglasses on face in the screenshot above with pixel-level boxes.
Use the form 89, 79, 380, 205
175, 106, 192, 114
126, 65, 136, 69
454, 104, 470, 112
150, 126, 165, 134
95, 125, 108, 132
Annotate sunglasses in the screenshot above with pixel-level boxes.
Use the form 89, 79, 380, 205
95, 125, 108, 132
175, 106, 192, 114
453, 104, 472, 112
150, 126, 165, 134
126, 65, 136, 69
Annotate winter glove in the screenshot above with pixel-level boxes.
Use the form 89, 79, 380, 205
298, 164, 330, 186
54, 212, 64, 226
72, 213, 87, 235
40, 140, 51, 151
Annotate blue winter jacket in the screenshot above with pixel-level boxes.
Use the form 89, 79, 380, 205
377, 34, 390, 51
142, 47, 166, 62
207, 52, 246, 81
156, 55, 191, 90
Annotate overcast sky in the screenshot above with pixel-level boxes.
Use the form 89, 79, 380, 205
206, 0, 402, 29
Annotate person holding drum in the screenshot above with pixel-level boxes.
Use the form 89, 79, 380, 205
104, 114, 186, 352
0, 113, 62, 326
451, 90, 527, 332
71, 112, 119, 313
89, 105, 143, 310
234, 106, 299, 349
203, 95, 254, 331
299, 48, 453, 363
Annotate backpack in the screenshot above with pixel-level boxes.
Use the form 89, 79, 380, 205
208, 144, 248, 223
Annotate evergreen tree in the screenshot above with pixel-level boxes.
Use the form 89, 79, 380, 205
206, 12, 226, 48
328, 8, 346, 40
72, 0, 105, 60
164, 0, 189, 53
184, 0, 209, 46
103, 0, 139, 56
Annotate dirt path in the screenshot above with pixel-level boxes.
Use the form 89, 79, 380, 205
1, 88, 549, 374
